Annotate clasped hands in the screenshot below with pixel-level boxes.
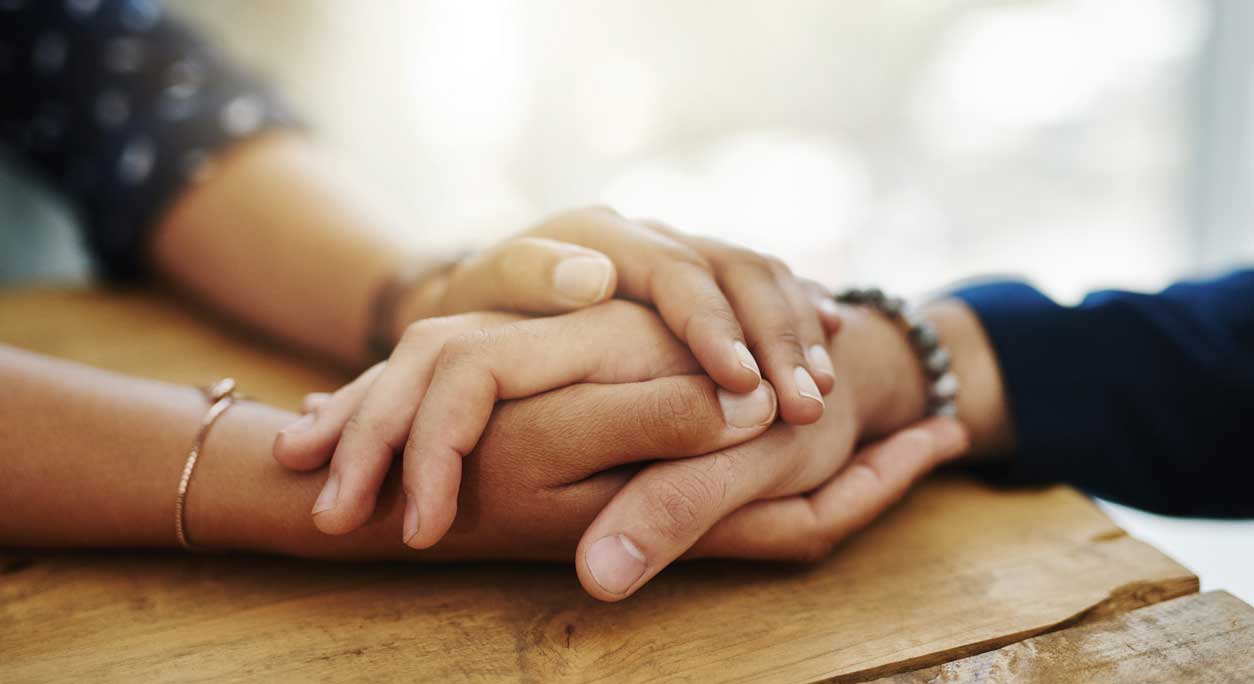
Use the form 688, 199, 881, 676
272, 207, 968, 601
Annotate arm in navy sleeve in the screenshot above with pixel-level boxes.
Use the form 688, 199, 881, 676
952, 270, 1254, 517
0, 0, 296, 278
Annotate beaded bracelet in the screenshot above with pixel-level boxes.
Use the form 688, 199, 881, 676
833, 287, 959, 418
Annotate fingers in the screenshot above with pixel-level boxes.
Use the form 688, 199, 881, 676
573, 424, 806, 601
310, 312, 521, 536
573, 417, 966, 601
530, 207, 761, 394
773, 266, 835, 395
660, 230, 830, 424
439, 237, 618, 315
711, 252, 825, 424
402, 301, 701, 549
272, 364, 385, 471
692, 418, 969, 562
483, 375, 777, 484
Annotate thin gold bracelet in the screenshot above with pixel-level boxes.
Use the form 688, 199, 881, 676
174, 377, 239, 551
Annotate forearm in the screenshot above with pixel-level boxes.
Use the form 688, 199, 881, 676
0, 345, 207, 547
0, 345, 366, 553
149, 133, 437, 368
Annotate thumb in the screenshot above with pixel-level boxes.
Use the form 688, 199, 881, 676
439, 237, 618, 315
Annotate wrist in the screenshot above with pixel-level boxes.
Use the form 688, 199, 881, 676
835, 296, 1013, 456
188, 400, 412, 560
833, 304, 930, 440
186, 400, 356, 556
924, 298, 1015, 458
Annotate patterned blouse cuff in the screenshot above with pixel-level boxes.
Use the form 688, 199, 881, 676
0, 0, 302, 280
86, 85, 300, 280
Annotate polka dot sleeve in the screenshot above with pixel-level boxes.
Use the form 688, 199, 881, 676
0, 0, 298, 279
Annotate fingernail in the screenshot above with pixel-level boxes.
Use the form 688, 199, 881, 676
403, 497, 421, 546
553, 255, 613, 304
586, 534, 647, 596
733, 341, 761, 378
282, 413, 316, 435
807, 344, 835, 379
718, 384, 775, 428
818, 298, 840, 318
311, 471, 340, 515
793, 366, 824, 405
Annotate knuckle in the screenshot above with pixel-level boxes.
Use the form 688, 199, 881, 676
342, 412, 389, 455
721, 247, 772, 273
639, 381, 712, 452
722, 246, 762, 264
399, 317, 440, 347
437, 328, 495, 369
691, 304, 740, 332
658, 381, 706, 424
658, 245, 712, 273
580, 204, 621, 219
643, 467, 727, 543
400, 315, 477, 351
846, 461, 887, 491
763, 255, 792, 276
770, 326, 804, 350
749, 326, 804, 359
635, 217, 677, 237
343, 411, 370, 439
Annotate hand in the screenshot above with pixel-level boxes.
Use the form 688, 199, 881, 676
238, 377, 963, 572
273, 301, 785, 548
565, 300, 970, 600
518, 206, 841, 423
392, 207, 841, 423
274, 300, 967, 602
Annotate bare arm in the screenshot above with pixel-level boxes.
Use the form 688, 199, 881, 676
148, 133, 428, 368
0, 341, 775, 561
0, 343, 296, 549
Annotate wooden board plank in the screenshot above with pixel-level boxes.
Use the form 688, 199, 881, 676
871, 591, 1254, 684
0, 288, 1202, 683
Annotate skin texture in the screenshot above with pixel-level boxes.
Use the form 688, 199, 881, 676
0, 297, 1004, 601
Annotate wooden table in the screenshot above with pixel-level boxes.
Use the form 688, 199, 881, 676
2, 288, 1251, 683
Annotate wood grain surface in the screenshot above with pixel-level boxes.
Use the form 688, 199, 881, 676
0, 288, 1204, 683
871, 591, 1254, 683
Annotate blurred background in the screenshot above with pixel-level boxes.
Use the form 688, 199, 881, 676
167, 0, 1252, 304
4, 0, 1250, 597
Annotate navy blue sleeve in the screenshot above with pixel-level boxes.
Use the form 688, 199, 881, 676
952, 270, 1254, 517
0, 0, 297, 279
